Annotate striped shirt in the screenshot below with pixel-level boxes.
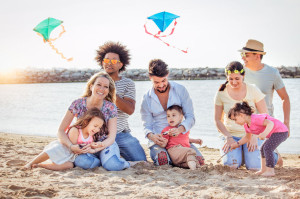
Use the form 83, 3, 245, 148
115, 77, 136, 133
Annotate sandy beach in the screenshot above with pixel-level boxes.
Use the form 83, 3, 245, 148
0, 132, 299, 199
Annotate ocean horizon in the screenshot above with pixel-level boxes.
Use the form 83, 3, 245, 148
0, 79, 299, 154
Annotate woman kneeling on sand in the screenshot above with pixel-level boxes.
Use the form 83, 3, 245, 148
214, 61, 283, 170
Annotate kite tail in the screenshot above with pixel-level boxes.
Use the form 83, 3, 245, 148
36, 32, 46, 43
49, 25, 66, 42
144, 20, 187, 53
48, 40, 73, 61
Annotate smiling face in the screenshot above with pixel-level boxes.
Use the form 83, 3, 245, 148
90, 77, 110, 100
102, 52, 123, 75
242, 53, 260, 68
86, 117, 104, 136
227, 73, 244, 89
150, 75, 169, 93
167, 109, 183, 127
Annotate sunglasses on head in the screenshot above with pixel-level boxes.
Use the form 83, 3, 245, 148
103, 58, 121, 65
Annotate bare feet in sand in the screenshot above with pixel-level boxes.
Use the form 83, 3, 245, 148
255, 170, 265, 175
23, 163, 33, 170
261, 171, 275, 177
187, 161, 197, 170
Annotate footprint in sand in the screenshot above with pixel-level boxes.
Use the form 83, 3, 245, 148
6, 160, 26, 166
8, 185, 25, 190
21, 188, 57, 198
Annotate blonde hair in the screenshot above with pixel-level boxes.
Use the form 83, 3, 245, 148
82, 71, 116, 103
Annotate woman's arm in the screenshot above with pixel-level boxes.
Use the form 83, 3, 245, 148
100, 117, 117, 147
214, 105, 235, 153
255, 99, 268, 114
68, 127, 80, 145
57, 110, 89, 154
57, 111, 75, 147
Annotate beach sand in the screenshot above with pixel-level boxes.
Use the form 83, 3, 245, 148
0, 132, 299, 199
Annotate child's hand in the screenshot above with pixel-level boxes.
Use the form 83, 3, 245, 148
230, 142, 239, 150
168, 128, 181, 137
189, 138, 203, 146
88, 148, 97, 154
258, 134, 266, 140
91, 142, 104, 149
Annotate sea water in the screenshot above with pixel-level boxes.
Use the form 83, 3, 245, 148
0, 79, 299, 154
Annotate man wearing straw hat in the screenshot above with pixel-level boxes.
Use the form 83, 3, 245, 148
239, 39, 290, 133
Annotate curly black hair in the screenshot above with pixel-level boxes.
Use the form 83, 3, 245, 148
228, 101, 254, 120
148, 59, 169, 77
95, 41, 131, 72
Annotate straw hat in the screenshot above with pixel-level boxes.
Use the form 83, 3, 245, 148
238, 39, 266, 55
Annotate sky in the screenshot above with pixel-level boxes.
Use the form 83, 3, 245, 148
1, 0, 300, 72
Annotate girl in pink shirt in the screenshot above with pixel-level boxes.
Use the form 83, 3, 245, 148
228, 102, 288, 177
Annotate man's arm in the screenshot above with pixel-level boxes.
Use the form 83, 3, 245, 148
179, 86, 195, 134
276, 87, 290, 134
140, 94, 154, 138
115, 80, 136, 115
115, 95, 135, 115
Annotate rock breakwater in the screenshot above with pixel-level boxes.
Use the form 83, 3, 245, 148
1, 66, 299, 84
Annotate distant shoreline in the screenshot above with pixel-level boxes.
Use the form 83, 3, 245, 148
1, 66, 300, 84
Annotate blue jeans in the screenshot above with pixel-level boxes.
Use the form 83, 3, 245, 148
74, 142, 130, 171
150, 143, 204, 166
220, 136, 278, 170
115, 131, 147, 161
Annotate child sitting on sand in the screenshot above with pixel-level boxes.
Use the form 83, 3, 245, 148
161, 105, 203, 170
24, 108, 107, 171
228, 102, 289, 177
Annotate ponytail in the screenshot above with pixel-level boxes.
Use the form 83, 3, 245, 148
219, 80, 228, 91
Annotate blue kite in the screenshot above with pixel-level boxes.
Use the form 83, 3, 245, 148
144, 11, 187, 53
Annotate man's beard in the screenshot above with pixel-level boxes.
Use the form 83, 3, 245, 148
156, 83, 169, 93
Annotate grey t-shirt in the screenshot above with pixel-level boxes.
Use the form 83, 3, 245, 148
244, 64, 285, 116
115, 77, 136, 133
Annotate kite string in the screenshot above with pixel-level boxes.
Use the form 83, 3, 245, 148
48, 40, 73, 62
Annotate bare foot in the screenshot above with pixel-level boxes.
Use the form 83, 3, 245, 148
22, 163, 33, 170
255, 170, 265, 175
187, 161, 197, 170
32, 164, 40, 168
261, 171, 275, 177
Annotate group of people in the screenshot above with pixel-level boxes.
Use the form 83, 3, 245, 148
24, 39, 290, 177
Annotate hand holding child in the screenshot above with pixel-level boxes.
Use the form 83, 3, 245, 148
90, 142, 104, 149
